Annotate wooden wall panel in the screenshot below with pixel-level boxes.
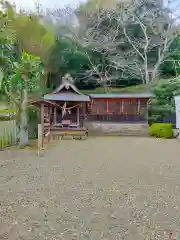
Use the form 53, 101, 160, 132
90, 98, 149, 115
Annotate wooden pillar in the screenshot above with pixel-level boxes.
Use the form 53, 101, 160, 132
97, 100, 99, 114
106, 99, 109, 113
41, 103, 44, 149
81, 103, 86, 127
138, 99, 141, 113
121, 100, 124, 113
146, 99, 149, 119
53, 107, 57, 124
48, 106, 52, 142
50, 106, 52, 121
77, 106, 80, 127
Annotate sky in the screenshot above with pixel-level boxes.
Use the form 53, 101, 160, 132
9, 0, 87, 10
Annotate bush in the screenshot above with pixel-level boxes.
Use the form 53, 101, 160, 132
149, 123, 173, 138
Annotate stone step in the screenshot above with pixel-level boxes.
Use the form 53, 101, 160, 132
89, 129, 149, 136
86, 122, 149, 137
89, 132, 149, 137
104, 131, 148, 136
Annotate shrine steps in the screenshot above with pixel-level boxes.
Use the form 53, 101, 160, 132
86, 122, 149, 137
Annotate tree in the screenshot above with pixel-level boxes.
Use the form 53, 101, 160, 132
0, 1, 53, 146
76, 0, 180, 85
148, 78, 180, 124
0, 1, 19, 100
47, 37, 106, 90
9, 10, 54, 57
7, 5, 54, 91
161, 37, 180, 76
1, 52, 44, 146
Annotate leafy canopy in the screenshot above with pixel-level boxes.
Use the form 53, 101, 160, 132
149, 78, 180, 123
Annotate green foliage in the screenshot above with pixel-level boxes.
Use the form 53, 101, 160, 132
47, 37, 103, 89
1, 0, 179, 96
0, 5, 18, 82
48, 38, 89, 75
148, 78, 180, 124
161, 37, 180, 76
10, 10, 54, 58
149, 123, 173, 138
2, 51, 44, 101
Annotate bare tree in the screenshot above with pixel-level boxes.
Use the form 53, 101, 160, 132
76, 0, 180, 85
42, 5, 78, 38
83, 54, 114, 91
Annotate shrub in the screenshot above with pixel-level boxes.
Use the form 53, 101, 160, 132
149, 123, 173, 138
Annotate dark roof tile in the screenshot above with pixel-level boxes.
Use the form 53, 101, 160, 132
89, 93, 151, 98
43, 93, 90, 102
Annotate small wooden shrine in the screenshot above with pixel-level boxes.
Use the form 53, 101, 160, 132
30, 74, 90, 145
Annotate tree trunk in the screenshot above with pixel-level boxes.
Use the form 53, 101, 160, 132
19, 87, 29, 147
144, 55, 149, 84
151, 64, 160, 82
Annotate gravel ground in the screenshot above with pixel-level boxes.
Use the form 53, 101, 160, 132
1, 137, 180, 240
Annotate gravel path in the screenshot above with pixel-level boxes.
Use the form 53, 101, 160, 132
1, 137, 180, 240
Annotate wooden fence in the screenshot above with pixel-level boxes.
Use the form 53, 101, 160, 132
0, 120, 17, 149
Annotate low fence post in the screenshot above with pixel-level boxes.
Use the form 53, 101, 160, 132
14, 122, 17, 145
38, 124, 43, 156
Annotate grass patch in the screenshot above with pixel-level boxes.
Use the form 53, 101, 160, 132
0, 108, 16, 121
0, 109, 16, 114
82, 84, 151, 94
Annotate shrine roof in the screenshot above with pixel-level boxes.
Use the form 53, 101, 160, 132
43, 93, 90, 102
89, 92, 151, 99
43, 74, 90, 102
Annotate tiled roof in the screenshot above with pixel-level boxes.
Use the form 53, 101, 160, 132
89, 93, 151, 99
43, 93, 90, 102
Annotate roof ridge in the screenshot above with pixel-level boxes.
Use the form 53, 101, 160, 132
51, 74, 82, 95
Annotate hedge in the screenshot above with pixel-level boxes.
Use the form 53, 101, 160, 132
149, 123, 173, 138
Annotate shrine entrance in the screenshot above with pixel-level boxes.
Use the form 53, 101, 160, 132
30, 74, 90, 149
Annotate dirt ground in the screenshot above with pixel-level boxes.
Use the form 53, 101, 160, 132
1, 137, 180, 240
